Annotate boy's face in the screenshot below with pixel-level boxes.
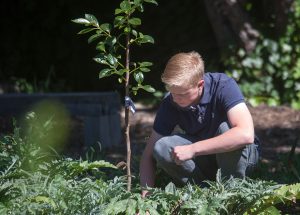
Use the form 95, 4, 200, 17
168, 80, 204, 108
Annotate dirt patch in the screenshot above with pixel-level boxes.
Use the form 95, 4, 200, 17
249, 105, 300, 159
1, 103, 299, 161
127, 104, 300, 161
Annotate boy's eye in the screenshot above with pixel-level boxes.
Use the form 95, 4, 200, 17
174, 93, 187, 97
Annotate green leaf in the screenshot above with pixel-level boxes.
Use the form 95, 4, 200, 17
146, 205, 160, 215
137, 5, 144, 12
281, 43, 292, 53
266, 63, 275, 74
96, 42, 106, 52
33, 196, 56, 208
129, 18, 141, 26
144, 0, 158, 5
71, 18, 90, 25
117, 69, 128, 75
84, 14, 99, 27
140, 35, 154, 44
141, 85, 155, 93
262, 206, 281, 215
114, 16, 125, 27
107, 54, 118, 66
125, 199, 137, 215
100, 23, 112, 33
93, 57, 107, 64
139, 62, 153, 67
269, 53, 280, 64
134, 72, 144, 83
267, 98, 279, 106
99, 68, 112, 79
106, 36, 117, 47
120, 1, 131, 11
88, 34, 100, 44
78, 28, 94, 34
237, 49, 246, 57
139, 32, 144, 37
133, 0, 142, 5
165, 182, 177, 195
115, 8, 123, 15
132, 30, 138, 37
124, 27, 131, 33
105, 199, 128, 214
140, 67, 150, 72
85, 160, 117, 169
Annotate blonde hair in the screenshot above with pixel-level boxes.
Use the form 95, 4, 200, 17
161, 51, 204, 88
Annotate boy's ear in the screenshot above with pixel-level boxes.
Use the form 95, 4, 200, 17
198, 79, 204, 88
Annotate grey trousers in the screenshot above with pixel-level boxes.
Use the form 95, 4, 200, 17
153, 122, 260, 185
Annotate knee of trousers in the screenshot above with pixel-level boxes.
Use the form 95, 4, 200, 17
153, 137, 173, 163
216, 121, 231, 136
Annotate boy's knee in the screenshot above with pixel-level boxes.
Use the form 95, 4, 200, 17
215, 121, 231, 136
153, 137, 172, 163
217, 144, 259, 179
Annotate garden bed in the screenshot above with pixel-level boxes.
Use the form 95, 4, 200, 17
0, 103, 299, 214
127, 103, 300, 160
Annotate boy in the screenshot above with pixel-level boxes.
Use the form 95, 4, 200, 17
140, 51, 259, 196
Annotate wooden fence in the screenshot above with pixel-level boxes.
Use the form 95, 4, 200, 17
0, 92, 121, 149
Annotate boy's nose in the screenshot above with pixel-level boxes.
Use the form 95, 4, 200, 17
173, 97, 182, 103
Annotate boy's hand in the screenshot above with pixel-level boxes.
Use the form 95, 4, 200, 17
141, 190, 151, 198
172, 145, 195, 165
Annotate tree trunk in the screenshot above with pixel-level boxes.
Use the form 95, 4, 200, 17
203, 0, 260, 53
274, 0, 293, 37
125, 31, 131, 192
203, 0, 235, 54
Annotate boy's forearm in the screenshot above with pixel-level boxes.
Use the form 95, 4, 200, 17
192, 126, 254, 156
139, 129, 162, 196
140, 155, 155, 189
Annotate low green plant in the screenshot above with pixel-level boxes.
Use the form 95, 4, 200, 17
0, 112, 119, 214
103, 173, 300, 214
0, 117, 53, 177
1, 115, 300, 214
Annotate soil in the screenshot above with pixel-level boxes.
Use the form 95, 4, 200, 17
127, 103, 300, 161
1, 103, 299, 162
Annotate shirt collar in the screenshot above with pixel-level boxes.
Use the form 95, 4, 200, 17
187, 74, 211, 107
198, 74, 211, 105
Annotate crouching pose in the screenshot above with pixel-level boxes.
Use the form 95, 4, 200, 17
140, 51, 260, 196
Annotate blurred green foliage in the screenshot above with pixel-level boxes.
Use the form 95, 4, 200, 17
0, 101, 70, 173
225, 0, 300, 109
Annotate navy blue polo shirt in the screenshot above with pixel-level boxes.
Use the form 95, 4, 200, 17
153, 72, 244, 140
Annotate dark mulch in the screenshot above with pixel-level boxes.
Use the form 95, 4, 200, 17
128, 104, 300, 160
249, 105, 300, 159
1, 104, 299, 162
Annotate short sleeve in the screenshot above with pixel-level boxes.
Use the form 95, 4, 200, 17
153, 96, 178, 136
218, 78, 245, 112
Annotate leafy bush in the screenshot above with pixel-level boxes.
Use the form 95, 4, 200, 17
0, 112, 120, 214
103, 173, 300, 214
225, 0, 300, 108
